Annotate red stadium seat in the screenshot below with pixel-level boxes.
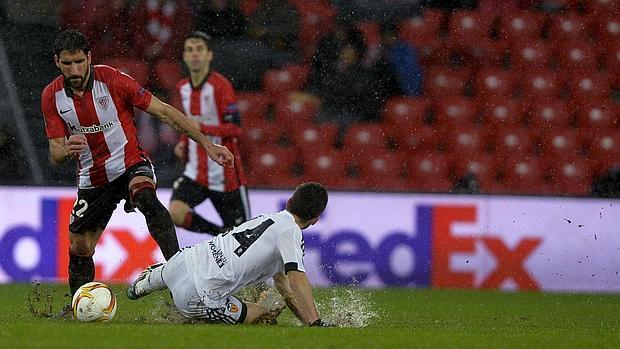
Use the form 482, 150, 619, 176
295, 1, 336, 61
463, 38, 509, 68
262, 65, 308, 98
425, 67, 470, 98
393, 124, 444, 152
478, 0, 520, 15
474, 68, 517, 98
453, 153, 500, 193
480, 97, 525, 130
600, 41, 620, 75
100, 58, 149, 86
493, 128, 535, 157
520, 71, 561, 102
236, 92, 269, 125
549, 156, 592, 196
358, 152, 409, 190
273, 93, 319, 126
548, 13, 589, 43
539, 129, 583, 159
357, 21, 381, 47
406, 151, 453, 192
434, 97, 479, 128
381, 97, 430, 128
447, 10, 495, 49
562, 71, 613, 103
584, 0, 619, 15
509, 40, 552, 71
154, 60, 182, 92
399, 10, 443, 47
574, 100, 617, 133
290, 123, 339, 153
300, 149, 349, 188
444, 126, 487, 157
240, 123, 285, 157
342, 123, 390, 155
499, 11, 545, 43
246, 147, 297, 187
588, 12, 620, 45
527, 99, 572, 131
588, 132, 620, 175
555, 42, 597, 71
239, 0, 260, 16
502, 156, 549, 195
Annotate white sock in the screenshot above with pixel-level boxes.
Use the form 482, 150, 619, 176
146, 264, 167, 291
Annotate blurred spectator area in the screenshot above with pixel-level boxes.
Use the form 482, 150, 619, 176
1, 0, 619, 197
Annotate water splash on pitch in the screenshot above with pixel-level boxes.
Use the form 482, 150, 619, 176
319, 287, 380, 328
147, 296, 187, 324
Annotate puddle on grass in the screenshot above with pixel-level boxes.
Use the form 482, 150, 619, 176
319, 288, 380, 328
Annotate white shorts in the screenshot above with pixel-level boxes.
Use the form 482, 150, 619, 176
161, 251, 247, 324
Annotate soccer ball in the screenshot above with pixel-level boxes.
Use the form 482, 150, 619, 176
71, 282, 117, 322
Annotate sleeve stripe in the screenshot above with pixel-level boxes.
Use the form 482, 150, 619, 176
284, 262, 299, 274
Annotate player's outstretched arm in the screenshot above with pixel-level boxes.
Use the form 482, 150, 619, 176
145, 96, 234, 167
275, 271, 323, 326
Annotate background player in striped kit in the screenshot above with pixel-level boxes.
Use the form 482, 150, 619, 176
169, 31, 250, 236
41, 30, 234, 299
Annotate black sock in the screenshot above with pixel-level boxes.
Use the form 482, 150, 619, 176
68, 252, 95, 296
184, 212, 225, 236
133, 189, 180, 260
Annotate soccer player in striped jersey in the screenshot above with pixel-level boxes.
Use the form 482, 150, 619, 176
40, 30, 234, 299
128, 183, 332, 327
169, 31, 250, 236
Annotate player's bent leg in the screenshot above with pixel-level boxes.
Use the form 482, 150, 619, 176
171, 199, 227, 235
127, 262, 167, 300
129, 178, 179, 260
178, 295, 249, 324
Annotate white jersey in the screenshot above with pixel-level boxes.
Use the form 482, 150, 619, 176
183, 210, 305, 302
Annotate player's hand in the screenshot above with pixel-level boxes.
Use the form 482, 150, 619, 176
205, 143, 234, 167
174, 141, 187, 161
66, 134, 87, 157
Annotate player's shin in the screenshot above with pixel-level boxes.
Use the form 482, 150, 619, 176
181, 211, 227, 235
132, 186, 180, 260
68, 251, 95, 295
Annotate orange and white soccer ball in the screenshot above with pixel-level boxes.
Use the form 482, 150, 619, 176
71, 282, 117, 322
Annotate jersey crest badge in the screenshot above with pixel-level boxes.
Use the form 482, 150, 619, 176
96, 96, 110, 110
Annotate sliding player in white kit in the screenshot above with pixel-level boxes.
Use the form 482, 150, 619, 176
127, 182, 332, 326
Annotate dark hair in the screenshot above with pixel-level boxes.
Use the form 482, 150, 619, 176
54, 29, 90, 56
286, 182, 328, 221
185, 31, 211, 48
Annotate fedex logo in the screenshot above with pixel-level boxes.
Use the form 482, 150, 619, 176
427, 205, 541, 290
304, 205, 542, 290
0, 199, 159, 282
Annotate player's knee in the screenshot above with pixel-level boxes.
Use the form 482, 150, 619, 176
169, 201, 189, 227
131, 183, 162, 216
70, 240, 95, 257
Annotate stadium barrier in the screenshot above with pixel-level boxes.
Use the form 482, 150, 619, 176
1, 186, 619, 293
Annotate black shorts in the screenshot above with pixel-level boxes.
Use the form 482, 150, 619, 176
170, 176, 250, 227
69, 161, 156, 234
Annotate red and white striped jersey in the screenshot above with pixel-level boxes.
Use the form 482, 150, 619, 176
41, 65, 153, 189
176, 71, 246, 192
